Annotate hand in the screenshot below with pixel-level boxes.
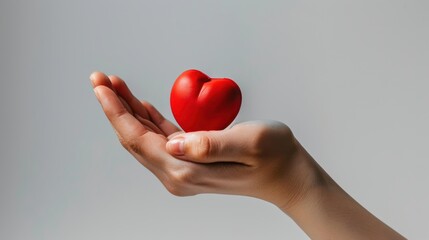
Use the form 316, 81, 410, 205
164, 121, 324, 208
91, 71, 405, 240
90, 72, 317, 207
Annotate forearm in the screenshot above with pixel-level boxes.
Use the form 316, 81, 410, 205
91, 72, 405, 239
276, 142, 406, 240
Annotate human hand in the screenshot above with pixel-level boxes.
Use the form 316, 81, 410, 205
90, 71, 319, 210
91, 71, 405, 239
162, 115, 406, 240
164, 120, 324, 209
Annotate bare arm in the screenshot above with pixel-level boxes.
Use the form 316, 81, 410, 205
91, 71, 405, 240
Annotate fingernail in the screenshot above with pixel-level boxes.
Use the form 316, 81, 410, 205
167, 137, 185, 155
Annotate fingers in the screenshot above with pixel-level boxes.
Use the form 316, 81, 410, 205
90, 72, 133, 114
134, 114, 164, 135
108, 75, 151, 120
162, 121, 296, 197
90, 71, 114, 89
165, 125, 258, 165
166, 121, 294, 166
93, 85, 149, 141
108, 75, 180, 136
141, 100, 181, 136
107, 75, 163, 134
92, 83, 248, 196
157, 156, 253, 196
91, 72, 293, 198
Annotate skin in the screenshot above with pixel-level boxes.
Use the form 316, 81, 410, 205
90, 71, 406, 240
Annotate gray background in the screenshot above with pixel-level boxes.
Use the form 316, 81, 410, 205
1, 0, 428, 239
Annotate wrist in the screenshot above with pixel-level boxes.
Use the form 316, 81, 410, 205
272, 140, 335, 215
273, 140, 406, 240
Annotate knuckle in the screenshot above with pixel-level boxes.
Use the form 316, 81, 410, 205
193, 135, 213, 159
248, 127, 271, 156
171, 167, 197, 185
163, 166, 199, 197
119, 137, 142, 154
128, 141, 142, 154
248, 121, 295, 157
118, 135, 128, 148
108, 105, 129, 121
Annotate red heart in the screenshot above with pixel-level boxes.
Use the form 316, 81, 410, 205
170, 69, 242, 132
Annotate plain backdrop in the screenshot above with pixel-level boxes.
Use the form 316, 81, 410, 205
1, 0, 428, 239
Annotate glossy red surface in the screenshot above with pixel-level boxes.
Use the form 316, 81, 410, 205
170, 69, 242, 132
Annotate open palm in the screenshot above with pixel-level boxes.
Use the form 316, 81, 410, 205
91, 72, 193, 189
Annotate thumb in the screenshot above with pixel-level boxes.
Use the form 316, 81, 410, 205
165, 129, 248, 164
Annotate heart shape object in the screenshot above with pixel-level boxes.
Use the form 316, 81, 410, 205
170, 69, 242, 132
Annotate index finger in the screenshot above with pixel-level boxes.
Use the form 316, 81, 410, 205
93, 85, 178, 180
94, 85, 150, 151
